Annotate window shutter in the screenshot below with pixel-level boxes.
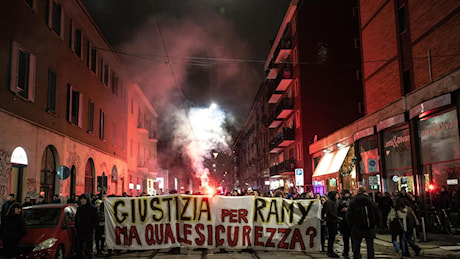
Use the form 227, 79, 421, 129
70, 20, 74, 51
10, 40, 19, 93
28, 53, 36, 102
78, 92, 83, 127
47, 0, 52, 28
67, 84, 72, 122
59, 6, 64, 37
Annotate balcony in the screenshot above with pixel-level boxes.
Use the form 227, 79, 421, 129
274, 67, 292, 91
148, 131, 158, 142
269, 128, 295, 153
270, 159, 296, 177
274, 38, 292, 64
271, 98, 294, 120
267, 81, 283, 104
266, 60, 279, 79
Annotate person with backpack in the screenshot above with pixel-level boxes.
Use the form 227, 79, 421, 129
387, 200, 406, 257
347, 185, 379, 259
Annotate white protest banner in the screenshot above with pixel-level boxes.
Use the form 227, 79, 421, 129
104, 195, 321, 251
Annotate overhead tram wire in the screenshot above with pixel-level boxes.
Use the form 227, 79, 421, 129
149, 0, 197, 142
90, 43, 460, 68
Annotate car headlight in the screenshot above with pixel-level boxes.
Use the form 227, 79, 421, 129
33, 238, 58, 252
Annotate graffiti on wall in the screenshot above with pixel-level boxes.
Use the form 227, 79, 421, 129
0, 149, 11, 199
67, 150, 81, 170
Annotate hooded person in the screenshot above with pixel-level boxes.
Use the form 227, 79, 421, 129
0, 202, 27, 258
74, 193, 98, 258
323, 191, 340, 258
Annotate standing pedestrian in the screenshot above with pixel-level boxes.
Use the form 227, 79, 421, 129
0, 202, 27, 258
387, 200, 405, 257
95, 199, 105, 256
22, 196, 33, 207
347, 185, 379, 259
1, 194, 16, 223
338, 190, 352, 257
74, 193, 98, 258
36, 195, 46, 205
324, 191, 340, 258
320, 195, 328, 253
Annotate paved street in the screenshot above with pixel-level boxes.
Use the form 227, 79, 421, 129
95, 232, 460, 259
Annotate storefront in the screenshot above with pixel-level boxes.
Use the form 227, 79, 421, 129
354, 127, 381, 194
410, 93, 460, 206
382, 122, 414, 194
312, 145, 357, 195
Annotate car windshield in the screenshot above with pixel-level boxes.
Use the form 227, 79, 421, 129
24, 208, 61, 227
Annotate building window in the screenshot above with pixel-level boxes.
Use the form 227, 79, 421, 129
99, 58, 104, 82
47, 69, 57, 113
131, 98, 134, 114
70, 22, 82, 58
112, 121, 117, 147
297, 143, 301, 161
10, 41, 36, 101
48, 0, 63, 37
103, 64, 109, 86
99, 110, 105, 140
87, 41, 97, 74
112, 72, 119, 96
122, 128, 126, 151
295, 110, 300, 129
67, 84, 82, 126
87, 100, 94, 133
398, 5, 408, 33
292, 47, 298, 66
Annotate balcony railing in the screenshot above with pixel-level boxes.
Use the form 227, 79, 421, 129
267, 81, 283, 104
274, 38, 292, 64
269, 98, 294, 122
274, 66, 292, 91
269, 159, 296, 176
269, 128, 295, 152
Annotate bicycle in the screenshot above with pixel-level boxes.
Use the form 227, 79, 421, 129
429, 208, 456, 235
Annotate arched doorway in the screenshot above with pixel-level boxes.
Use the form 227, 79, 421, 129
11, 146, 29, 203
70, 165, 76, 196
84, 159, 95, 194
40, 146, 57, 203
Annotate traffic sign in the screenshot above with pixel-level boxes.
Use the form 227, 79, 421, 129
368, 176, 378, 186
295, 168, 304, 186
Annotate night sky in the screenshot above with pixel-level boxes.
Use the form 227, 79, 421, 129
82, 0, 290, 140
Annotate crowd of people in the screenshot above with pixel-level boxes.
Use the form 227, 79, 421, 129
0, 184, 457, 258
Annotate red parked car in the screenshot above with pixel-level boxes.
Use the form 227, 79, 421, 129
1, 203, 77, 258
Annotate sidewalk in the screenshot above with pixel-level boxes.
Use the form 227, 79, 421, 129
376, 230, 460, 246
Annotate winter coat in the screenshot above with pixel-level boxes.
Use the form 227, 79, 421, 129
1, 211, 27, 241
387, 207, 408, 233
323, 191, 339, 223
75, 194, 98, 236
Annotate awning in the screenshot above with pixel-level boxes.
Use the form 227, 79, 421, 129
313, 146, 350, 178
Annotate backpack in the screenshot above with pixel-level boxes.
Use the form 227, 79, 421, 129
356, 203, 376, 230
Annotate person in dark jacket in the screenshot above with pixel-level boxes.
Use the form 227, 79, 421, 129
1, 202, 27, 258
1, 194, 16, 224
74, 193, 98, 258
347, 185, 379, 259
324, 191, 340, 258
338, 190, 352, 257
22, 197, 33, 207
